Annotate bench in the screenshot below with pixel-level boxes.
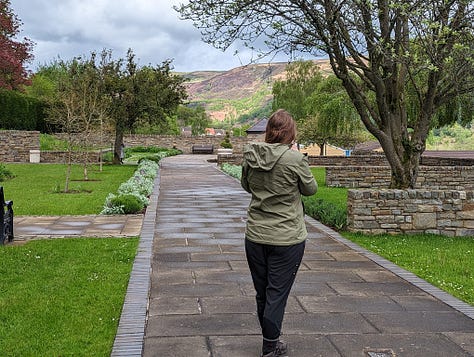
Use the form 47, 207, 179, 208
192, 144, 214, 154
0, 186, 13, 245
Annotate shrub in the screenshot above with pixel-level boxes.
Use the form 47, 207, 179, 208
221, 163, 242, 179
101, 151, 114, 163
137, 155, 161, 164
100, 159, 159, 215
0, 88, 47, 131
220, 132, 233, 148
302, 197, 347, 230
108, 194, 144, 214
127, 146, 181, 154
0, 164, 15, 182
101, 161, 158, 214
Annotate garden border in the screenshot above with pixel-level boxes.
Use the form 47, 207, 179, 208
110, 166, 161, 356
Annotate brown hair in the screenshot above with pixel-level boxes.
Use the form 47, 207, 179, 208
265, 109, 296, 144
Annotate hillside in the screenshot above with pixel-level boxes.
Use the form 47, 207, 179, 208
181, 59, 333, 123
178, 60, 474, 150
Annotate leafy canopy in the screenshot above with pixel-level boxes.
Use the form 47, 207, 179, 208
0, 0, 34, 90
176, 0, 474, 188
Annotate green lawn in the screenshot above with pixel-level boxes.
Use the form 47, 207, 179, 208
1, 163, 136, 215
310, 167, 347, 211
0, 161, 143, 356
0, 238, 139, 356
343, 232, 474, 306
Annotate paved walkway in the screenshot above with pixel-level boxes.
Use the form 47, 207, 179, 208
107, 155, 474, 357
12, 155, 473, 356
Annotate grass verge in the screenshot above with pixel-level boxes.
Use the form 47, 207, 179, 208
0, 237, 139, 356
343, 232, 474, 305
1, 163, 136, 215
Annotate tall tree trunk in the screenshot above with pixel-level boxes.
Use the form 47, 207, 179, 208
378, 130, 423, 189
65, 148, 72, 193
318, 143, 324, 156
114, 128, 124, 165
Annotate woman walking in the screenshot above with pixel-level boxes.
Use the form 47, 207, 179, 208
241, 109, 318, 357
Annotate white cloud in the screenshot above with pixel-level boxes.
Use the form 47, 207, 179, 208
11, 0, 275, 72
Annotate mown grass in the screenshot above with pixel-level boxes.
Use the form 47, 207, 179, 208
343, 232, 474, 305
0, 237, 139, 356
1, 163, 136, 215
309, 167, 348, 211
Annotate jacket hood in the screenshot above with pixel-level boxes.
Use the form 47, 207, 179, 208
243, 143, 290, 171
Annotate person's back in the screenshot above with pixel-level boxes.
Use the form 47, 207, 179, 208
242, 142, 317, 246
241, 109, 317, 357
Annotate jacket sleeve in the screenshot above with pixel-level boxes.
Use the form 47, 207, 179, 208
241, 162, 251, 193
297, 155, 318, 196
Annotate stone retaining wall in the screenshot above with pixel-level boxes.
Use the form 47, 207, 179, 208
218, 153, 474, 167
124, 134, 253, 154
326, 166, 474, 190
217, 154, 389, 167
308, 154, 388, 166
40, 150, 103, 164
347, 189, 474, 237
0, 130, 40, 162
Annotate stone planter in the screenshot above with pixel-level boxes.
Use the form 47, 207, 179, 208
29, 149, 41, 163
217, 148, 233, 155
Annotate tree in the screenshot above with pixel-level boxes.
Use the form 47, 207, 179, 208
176, 0, 474, 188
273, 60, 366, 154
45, 55, 109, 191
101, 49, 187, 163
177, 105, 211, 135
0, 0, 34, 90
272, 60, 323, 120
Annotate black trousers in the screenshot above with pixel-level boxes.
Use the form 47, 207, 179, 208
245, 239, 305, 341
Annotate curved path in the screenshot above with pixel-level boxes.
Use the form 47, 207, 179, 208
112, 155, 474, 357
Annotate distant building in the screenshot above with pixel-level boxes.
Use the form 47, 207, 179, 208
246, 118, 268, 135
181, 126, 192, 136
205, 128, 226, 136
352, 141, 383, 155
246, 118, 267, 141
205, 128, 215, 136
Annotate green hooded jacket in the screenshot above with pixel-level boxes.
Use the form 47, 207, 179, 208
241, 142, 318, 246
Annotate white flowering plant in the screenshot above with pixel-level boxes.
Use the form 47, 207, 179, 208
221, 163, 242, 180
100, 159, 159, 215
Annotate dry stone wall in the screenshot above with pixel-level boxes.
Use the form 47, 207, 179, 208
124, 134, 253, 154
347, 189, 474, 237
0, 130, 40, 162
40, 151, 103, 164
326, 166, 474, 190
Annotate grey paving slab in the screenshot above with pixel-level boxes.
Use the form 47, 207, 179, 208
143, 336, 210, 357
329, 333, 473, 357
107, 155, 474, 357
297, 295, 406, 313
146, 314, 261, 337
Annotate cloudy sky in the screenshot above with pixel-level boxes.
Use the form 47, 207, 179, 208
11, 0, 294, 72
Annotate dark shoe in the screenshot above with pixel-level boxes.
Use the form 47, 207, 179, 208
261, 340, 288, 357
276, 340, 288, 356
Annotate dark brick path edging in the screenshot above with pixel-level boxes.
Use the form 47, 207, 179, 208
110, 171, 161, 356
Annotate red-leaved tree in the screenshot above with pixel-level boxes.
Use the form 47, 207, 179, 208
0, 0, 34, 90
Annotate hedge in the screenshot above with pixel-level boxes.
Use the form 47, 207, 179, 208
0, 89, 47, 131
